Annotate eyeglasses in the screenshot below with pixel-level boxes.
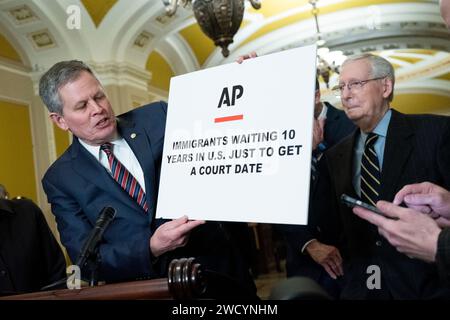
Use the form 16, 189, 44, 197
332, 76, 386, 96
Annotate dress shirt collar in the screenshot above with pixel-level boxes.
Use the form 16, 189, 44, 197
359, 108, 392, 141
372, 108, 392, 138
79, 136, 124, 161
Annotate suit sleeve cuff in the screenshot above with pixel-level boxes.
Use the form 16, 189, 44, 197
301, 239, 317, 254
436, 229, 450, 284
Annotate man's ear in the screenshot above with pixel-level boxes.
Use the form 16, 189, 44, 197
382, 78, 394, 99
49, 113, 69, 131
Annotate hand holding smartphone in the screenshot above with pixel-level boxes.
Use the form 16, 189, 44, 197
341, 194, 381, 213
341, 194, 395, 219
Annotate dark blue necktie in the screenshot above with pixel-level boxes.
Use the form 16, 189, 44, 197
360, 133, 381, 206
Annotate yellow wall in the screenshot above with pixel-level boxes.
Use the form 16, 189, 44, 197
53, 124, 70, 157
81, 0, 118, 27
0, 100, 37, 201
146, 51, 174, 92
179, 24, 216, 66
392, 93, 450, 115
241, 0, 427, 47
0, 33, 22, 63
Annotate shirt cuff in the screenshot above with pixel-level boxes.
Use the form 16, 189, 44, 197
301, 239, 317, 254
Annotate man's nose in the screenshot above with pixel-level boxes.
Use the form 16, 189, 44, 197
88, 99, 103, 113
340, 85, 352, 100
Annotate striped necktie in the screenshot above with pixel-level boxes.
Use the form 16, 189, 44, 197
360, 133, 381, 206
100, 142, 148, 212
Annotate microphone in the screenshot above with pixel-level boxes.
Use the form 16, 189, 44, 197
41, 206, 116, 291
76, 206, 116, 268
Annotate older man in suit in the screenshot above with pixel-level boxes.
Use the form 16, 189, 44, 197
301, 53, 450, 299
0, 198, 66, 295
280, 78, 354, 298
39, 60, 256, 298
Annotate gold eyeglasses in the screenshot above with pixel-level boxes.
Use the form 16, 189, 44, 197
332, 76, 386, 96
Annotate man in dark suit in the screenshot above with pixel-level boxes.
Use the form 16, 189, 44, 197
0, 198, 66, 296
39, 60, 255, 298
301, 53, 450, 299
280, 78, 354, 298
310, 78, 356, 189
235, 53, 354, 293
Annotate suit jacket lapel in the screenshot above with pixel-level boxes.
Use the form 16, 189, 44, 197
380, 109, 414, 200
325, 103, 340, 122
69, 138, 140, 212
118, 118, 157, 215
330, 130, 358, 198
324, 103, 339, 144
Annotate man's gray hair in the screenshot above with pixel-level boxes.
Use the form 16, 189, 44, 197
39, 60, 97, 114
342, 53, 395, 102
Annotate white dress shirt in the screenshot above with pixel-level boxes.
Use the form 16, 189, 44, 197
79, 137, 146, 192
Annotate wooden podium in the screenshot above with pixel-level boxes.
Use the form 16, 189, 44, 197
0, 258, 206, 300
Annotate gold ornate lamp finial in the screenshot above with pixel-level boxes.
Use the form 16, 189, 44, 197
162, 0, 261, 57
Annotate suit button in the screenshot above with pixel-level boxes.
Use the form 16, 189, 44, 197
0, 270, 7, 277
375, 240, 382, 247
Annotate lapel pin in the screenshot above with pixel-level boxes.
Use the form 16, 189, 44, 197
131, 133, 137, 139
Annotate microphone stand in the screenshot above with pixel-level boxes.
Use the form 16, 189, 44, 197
41, 206, 115, 291
85, 246, 101, 287
42, 244, 103, 291
40, 277, 68, 291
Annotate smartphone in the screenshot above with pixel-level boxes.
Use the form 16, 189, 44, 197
340, 194, 385, 216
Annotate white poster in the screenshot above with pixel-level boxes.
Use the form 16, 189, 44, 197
156, 45, 317, 225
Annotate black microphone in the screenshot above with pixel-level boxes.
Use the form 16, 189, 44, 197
76, 206, 116, 268
41, 207, 116, 291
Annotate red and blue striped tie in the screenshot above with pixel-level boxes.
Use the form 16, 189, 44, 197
100, 142, 148, 212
